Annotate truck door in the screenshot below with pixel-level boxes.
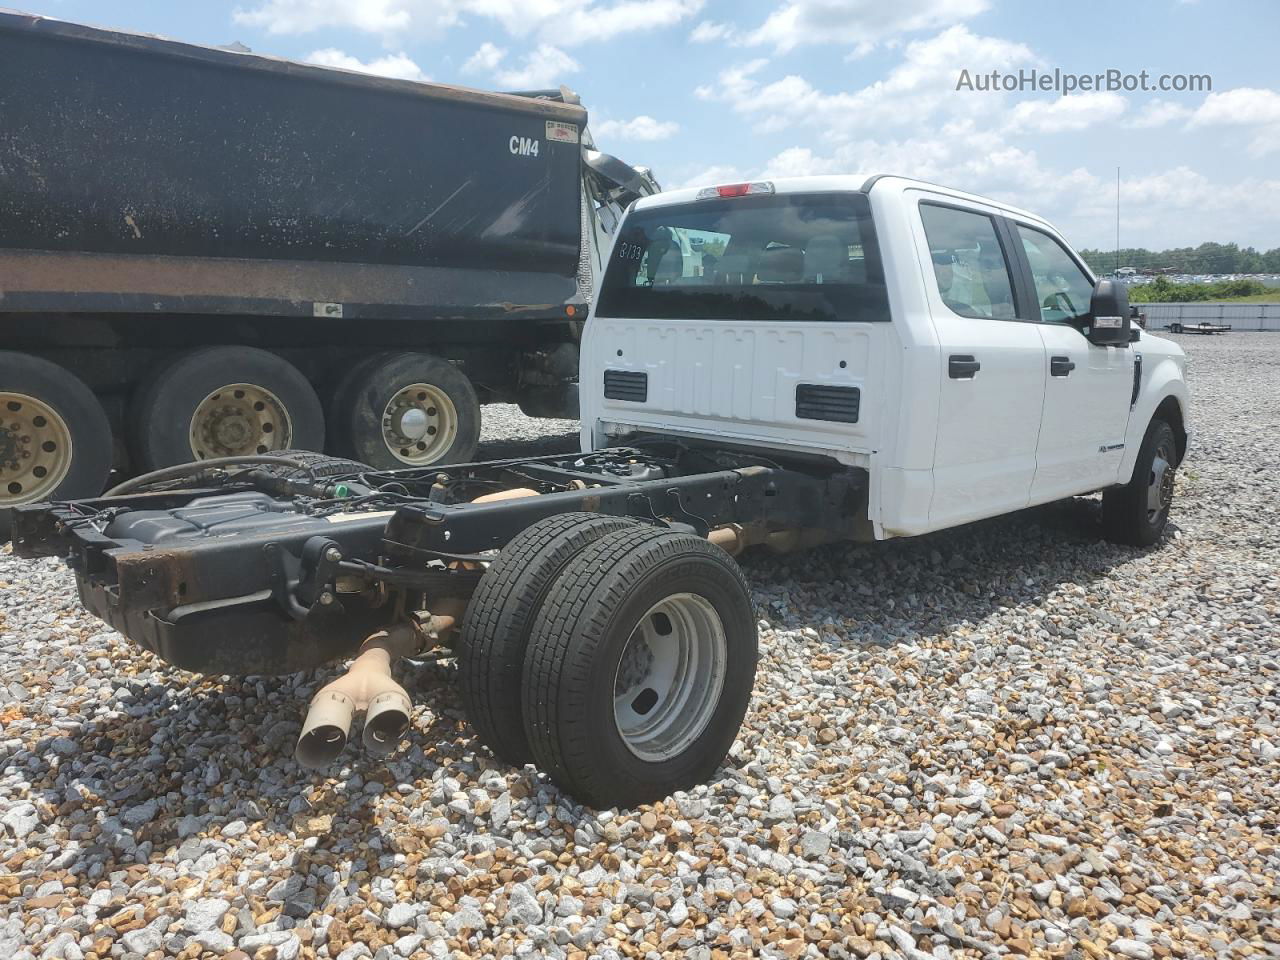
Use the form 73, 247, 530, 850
914, 199, 1047, 530
1011, 223, 1133, 502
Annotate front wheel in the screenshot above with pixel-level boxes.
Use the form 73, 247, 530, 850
521, 527, 757, 808
1101, 418, 1178, 546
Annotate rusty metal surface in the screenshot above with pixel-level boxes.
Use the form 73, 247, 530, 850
0, 250, 576, 319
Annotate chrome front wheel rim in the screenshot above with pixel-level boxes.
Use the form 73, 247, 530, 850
613, 592, 727, 762
189, 383, 293, 459
0, 393, 74, 505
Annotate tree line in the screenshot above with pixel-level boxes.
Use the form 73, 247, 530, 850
1077, 242, 1280, 275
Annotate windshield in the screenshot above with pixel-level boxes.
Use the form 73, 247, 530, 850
595, 192, 889, 322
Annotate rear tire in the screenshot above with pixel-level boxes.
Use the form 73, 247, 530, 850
521, 527, 757, 808
328, 352, 480, 469
1, 352, 113, 540
458, 512, 639, 766
131, 347, 324, 470
1102, 418, 1177, 547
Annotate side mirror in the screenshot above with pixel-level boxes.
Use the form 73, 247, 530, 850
1086, 279, 1131, 345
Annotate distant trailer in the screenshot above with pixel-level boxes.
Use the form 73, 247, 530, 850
1167, 322, 1232, 335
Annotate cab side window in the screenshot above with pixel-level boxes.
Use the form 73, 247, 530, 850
1016, 225, 1094, 324
919, 204, 1017, 320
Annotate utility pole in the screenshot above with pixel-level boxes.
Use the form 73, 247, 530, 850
1116, 166, 1121, 274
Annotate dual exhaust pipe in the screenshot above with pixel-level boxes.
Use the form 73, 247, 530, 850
294, 623, 422, 769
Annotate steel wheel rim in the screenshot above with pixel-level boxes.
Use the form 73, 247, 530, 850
613, 592, 727, 762
0, 393, 74, 505
188, 383, 292, 459
1147, 440, 1175, 521
381, 383, 457, 465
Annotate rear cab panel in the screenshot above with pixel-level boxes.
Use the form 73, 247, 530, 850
581, 179, 900, 466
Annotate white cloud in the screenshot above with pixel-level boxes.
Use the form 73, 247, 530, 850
698, 27, 1036, 136
491, 44, 580, 89
235, 0, 447, 35
552, 0, 704, 44
234, 0, 702, 46
463, 40, 505, 73
305, 47, 428, 81
594, 115, 680, 141
744, 0, 989, 53
1132, 98, 1192, 129
690, 19, 734, 42
673, 163, 747, 190
1188, 87, 1280, 156
1006, 91, 1128, 133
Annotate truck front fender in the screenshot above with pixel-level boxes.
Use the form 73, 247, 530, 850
1117, 354, 1190, 485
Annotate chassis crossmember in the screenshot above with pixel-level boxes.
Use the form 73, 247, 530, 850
12, 445, 865, 675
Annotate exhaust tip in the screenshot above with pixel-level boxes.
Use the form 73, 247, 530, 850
295, 690, 356, 769
362, 690, 412, 757
295, 724, 349, 768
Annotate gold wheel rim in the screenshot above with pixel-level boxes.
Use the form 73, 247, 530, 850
380, 383, 457, 465
0, 392, 74, 505
188, 383, 293, 459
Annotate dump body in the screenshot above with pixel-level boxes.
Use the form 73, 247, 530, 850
0, 10, 588, 321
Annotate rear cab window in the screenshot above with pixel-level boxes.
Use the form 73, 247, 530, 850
595, 192, 890, 322
918, 202, 1018, 320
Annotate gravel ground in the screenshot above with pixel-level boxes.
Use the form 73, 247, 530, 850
1, 337, 1277, 960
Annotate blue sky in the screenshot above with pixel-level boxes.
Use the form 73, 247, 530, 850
19, 0, 1280, 250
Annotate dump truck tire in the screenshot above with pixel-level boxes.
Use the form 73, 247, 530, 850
131, 347, 324, 470
328, 352, 480, 469
1, 352, 113, 541
459, 512, 640, 766
521, 527, 757, 808
1102, 418, 1177, 547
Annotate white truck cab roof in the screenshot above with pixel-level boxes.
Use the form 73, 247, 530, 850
637, 174, 1057, 236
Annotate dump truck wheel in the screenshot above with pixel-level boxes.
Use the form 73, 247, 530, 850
131, 347, 324, 470
329, 352, 480, 469
459, 512, 641, 766
521, 527, 757, 808
1102, 418, 1177, 547
0, 352, 113, 540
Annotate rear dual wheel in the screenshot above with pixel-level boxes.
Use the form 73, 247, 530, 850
461, 516, 757, 807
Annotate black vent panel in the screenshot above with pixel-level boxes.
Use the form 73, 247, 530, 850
795, 383, 860, 423
603, 369, 648, 402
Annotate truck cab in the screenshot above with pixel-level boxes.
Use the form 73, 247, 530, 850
581, 174, 1189, 543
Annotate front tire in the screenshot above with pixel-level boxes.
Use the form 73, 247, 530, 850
521, 527, 757, 808
1102, 418, 1178, 546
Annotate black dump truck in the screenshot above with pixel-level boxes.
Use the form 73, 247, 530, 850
0, 11, 658, 534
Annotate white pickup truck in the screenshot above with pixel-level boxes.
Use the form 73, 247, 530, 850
13, 174, 1189, 808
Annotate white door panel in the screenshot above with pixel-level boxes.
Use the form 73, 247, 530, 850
590, 316, 878, 455
1034, 325, 1133, 500
930, 317, 1046, 526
